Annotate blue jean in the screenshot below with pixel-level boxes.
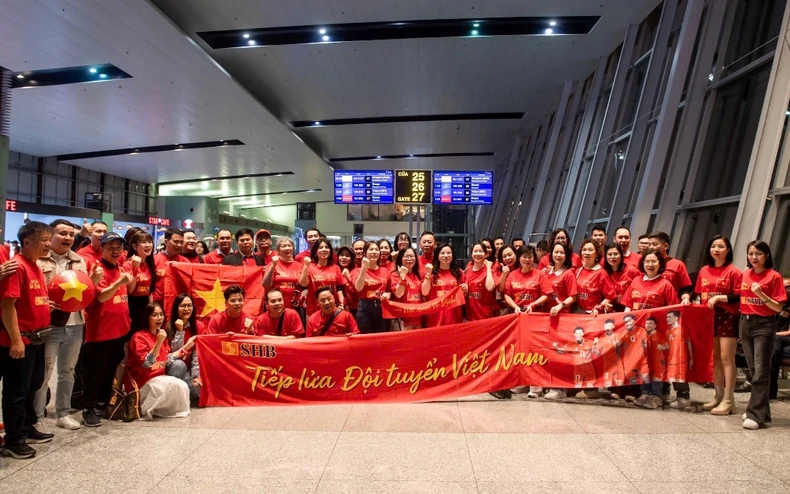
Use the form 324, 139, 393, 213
166, 359, 199, 399
356, 299, 387, 334
740, 314, 776, 425
641, 380, 663, 397
34, 325, 84, 419
0, 343, 45, 445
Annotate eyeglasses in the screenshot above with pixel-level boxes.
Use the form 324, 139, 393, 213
179, 304, 193, 309
402, 255, 415, 259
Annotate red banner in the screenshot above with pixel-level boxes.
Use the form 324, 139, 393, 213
165, 263, 265, 324
381, 286, 466, 319
195, 305, 713, 406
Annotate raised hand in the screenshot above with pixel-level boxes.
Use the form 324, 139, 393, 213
89, 263, 104, 284
303, 257, 311, 267
342, 268, 350, 278
424, 263, 433, 275
271, 255, 280, 265
175, 319, 185, 331
501, 265, 510, 275
361, 257, 370, 268
398, 265, 408, 278
130, 255, 142, 268
156, 329, 167, 341
484, 260, 493, 269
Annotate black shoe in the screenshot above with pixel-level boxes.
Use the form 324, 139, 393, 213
1, 442, 36, 459
82, 409, 102, 428
489, 390, 512, 400
26, 426, 54, 444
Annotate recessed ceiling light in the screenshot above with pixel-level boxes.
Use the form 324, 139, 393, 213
248, 39, 256, 45
471, 30, 478, 35
314, 121, 321, 125
89, 68, 97, 74
243, 33, 250, 38
322, 35, 330, 41
99, 73, 107, 78
319, 28, 326, 35
15, 74, 23, 79
376, 156, 382, 159
409, 154, 414, 157
473, 23, 480, 27
545, 28, 553, 34
549, 20, 557, 26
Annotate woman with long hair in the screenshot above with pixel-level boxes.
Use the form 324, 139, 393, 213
263, 237, 306, 310
123, 231, 157, 330
378, 238, 394, 272
622, 250, 679, 410
480, 238, 497, 264
464, 243, 496, 321
395, 232, 411, 253
337, 245, 358, 316
603, 243, 641, 312
391, 247, 424, 330
739, 240, 787, 430
422, 243, 467, 327
352, 241, 390, 333
694, 235, 742, 415
166, 294, 203, 400
299, 238, 345, 317
495, 244, 519, 316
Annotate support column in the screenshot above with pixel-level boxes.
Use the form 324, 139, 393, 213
510, 113, 553, 240
522, 81, 574, 239
732, 0, 790, 265
0, 68, 10, 233
629, 0, 703, 239
570, 25, 637, 247
606, 0, 678, 233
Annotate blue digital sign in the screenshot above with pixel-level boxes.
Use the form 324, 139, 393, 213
334, 170, 394, 204
432, 171, 493, 205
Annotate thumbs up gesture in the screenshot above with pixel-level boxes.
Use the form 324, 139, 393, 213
89, 263, 104, 285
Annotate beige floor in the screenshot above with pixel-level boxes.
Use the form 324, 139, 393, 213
2, 385, 790, 493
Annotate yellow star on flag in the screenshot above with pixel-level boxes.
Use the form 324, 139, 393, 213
59, 276, 89, 302
194, 278, 226, 317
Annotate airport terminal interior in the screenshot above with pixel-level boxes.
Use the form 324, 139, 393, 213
3, 0, 790, 492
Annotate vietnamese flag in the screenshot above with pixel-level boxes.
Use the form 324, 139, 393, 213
165, 263, 265, 325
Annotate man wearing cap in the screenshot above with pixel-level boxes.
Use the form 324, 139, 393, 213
222, 228, 265, 267
255, 229, 275, 264
81, 231, 135, 427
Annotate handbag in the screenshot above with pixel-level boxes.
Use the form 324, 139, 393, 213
106, 365, 141, 422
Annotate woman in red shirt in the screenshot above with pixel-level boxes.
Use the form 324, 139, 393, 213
166, 294, 204, 400
495, 245, 518, 315
352, 242, 390, 333
575, 239, 616, 317
263, 237, 306, 310
299, 238, 345, 317
337, 246, 358, 317
694, 235, 742, 415
422, 243, 467, 327
603, 243, 641, 312
546, 243, 578, 316
538, 228, 582, 270
378, 238, 394, 272
464, 243, 496, 321
126, 303, 193, 418
740, 241, 787, 430
394, 232, 411, 253
503, 245, 553, 313
622, 250, 679, 410
124, 231, 157, 331
391, 247, 424, 330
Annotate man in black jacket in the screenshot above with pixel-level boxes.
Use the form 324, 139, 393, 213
222, 228, 265, 267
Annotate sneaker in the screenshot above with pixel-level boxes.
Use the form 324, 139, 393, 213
670, 397, 690, 410
544, 389, 567, 400
642, 395, 662, 410
576, 389, 600, 399
526, 388, 543, 399
625, 395, 637, 403
634, 395, 650, 408
56, 416, 82, 430
743, 418, 760, 430
489, 390, 512, 400
26, 426, 54, 444
735, 381, 752, 393
742, 413, 747, 421
1, 442, 36, 459
82, 409, 102, 427
610, 393, 622, 400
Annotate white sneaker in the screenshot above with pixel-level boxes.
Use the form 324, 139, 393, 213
743, 418, 760, 430
56, 416, 82, 430
544, 389, 567, 400
742, 413, 747, 421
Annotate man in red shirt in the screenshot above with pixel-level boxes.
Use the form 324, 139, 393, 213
206, 285, 254, 334
153, 228, 188, 307
81, 232, 135, 427
0, 222, 54, 458
294, 228, 321, 263
75, 220, 108, 270
181, 229, 203, 264
614, 227, 641, 267
418, 231, 436, 276
352, 239, 366, 268
203, 229, 234, 265
222, 228, 265, 267
255, 289, 304, 337
255, 229, 275, 264
307, 287, 359, 337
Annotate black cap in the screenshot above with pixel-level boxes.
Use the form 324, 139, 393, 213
101, 232, 124, 246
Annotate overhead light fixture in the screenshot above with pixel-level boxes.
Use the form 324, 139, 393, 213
15, 74, 23, 79
471, 30, 478, 35
12, 63, 132, 89
376, 156, 382, 159
549, 20, 557, 26
89, 68, 97, 74
708, 73, 714, 82
319, 28, 327, 35
322, 35, 330, 41
248, 39, 256, 45
545, 28, 553, 34
314, 121, 321, 126
99, 73, 107, 78
473, 23, 480, 27
58, 139, 246, 162
243, 33, 250, 38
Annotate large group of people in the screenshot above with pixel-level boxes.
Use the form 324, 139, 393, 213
0, 218, 788, 460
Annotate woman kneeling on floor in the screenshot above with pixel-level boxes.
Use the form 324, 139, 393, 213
127, 302, 195, 419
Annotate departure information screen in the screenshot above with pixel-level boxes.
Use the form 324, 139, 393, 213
432, 171, 494, 205
394, 170, 432, 204
334, 170, 394, 204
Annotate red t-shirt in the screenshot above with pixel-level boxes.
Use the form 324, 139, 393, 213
740, 268, 787, 316
425, 269, 466, 327
0, 255, 50, 346
695, 264, 742, 315
254, 308, 305, 337
378, 260, 394, 273
123, 259, 153, 297
76, 244, 102, 271
153, 252, 188, 303
608, 265, 641, 307
126, 330, 170, 387
662, 257, 692, 293
390, 271, 423, 326
203, 249, 233, 265
622, 276, 679, 310
340, 268, 358, 310
181, 253, 203, 264
622, 251, 641, 268
539, 252, 582, 270
260, 251, 276, 265
268, 259, 304, 308
504, 268, 554, 309
306, 309, 360, 337
575, 266, 617, 312
464, 265, 496, 321
351, 265, 389, 300
0, 244, 9, 263
206, 310, 251, 334
418, 253, 434, 277
305, 264, 344, 315
294, 250, 310, 263
85, 261, 131, 343
545, 268, 578, 313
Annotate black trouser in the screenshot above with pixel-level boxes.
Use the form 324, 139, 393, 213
0, 344, 45, 445
82, 337, 126, 410
741, 314, 776, 425
662, 382, 690, 399
770, 334, 790, 399
356, 299, 388, 334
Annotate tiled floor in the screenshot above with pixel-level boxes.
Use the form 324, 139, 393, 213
2, 386, 790, 493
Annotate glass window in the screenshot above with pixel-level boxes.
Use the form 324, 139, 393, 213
674, 204, 739, 272
770, 197, 790, 274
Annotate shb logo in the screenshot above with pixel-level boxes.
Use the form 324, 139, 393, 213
222, 341, 277, 359
222, 341, 239, 356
